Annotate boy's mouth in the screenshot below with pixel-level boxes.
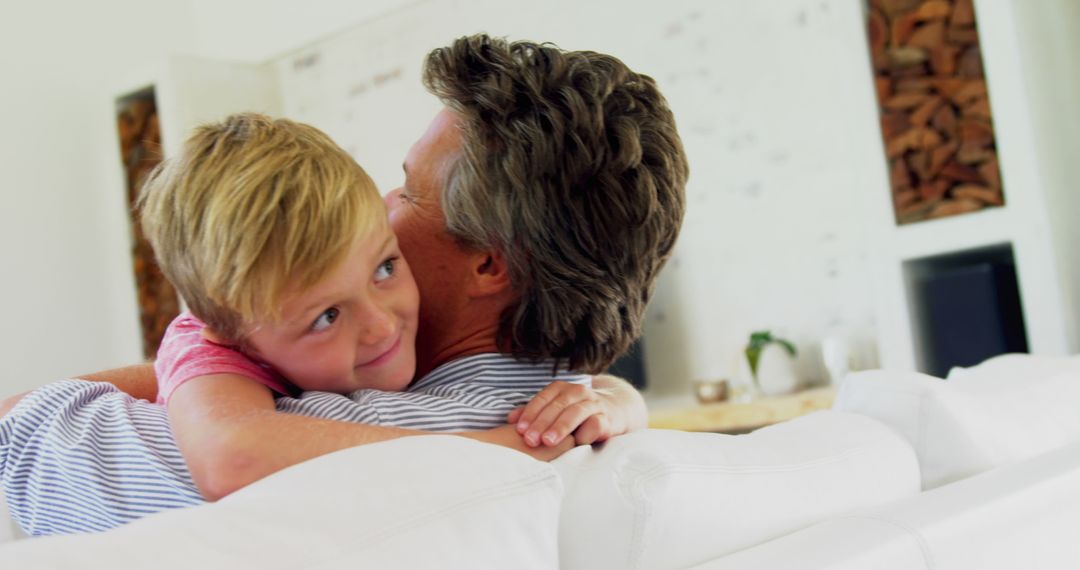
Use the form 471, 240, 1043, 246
355, 334, 402, 368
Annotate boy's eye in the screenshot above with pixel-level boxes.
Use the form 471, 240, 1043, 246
311, 307, 339, 332
374, 257, 397, 282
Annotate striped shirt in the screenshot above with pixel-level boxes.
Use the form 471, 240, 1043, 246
0, 353, 589, 536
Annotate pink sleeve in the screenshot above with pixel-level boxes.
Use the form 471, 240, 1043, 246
154, 312, 295, 405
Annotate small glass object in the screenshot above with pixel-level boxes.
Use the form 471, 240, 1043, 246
693, 379, 729, 404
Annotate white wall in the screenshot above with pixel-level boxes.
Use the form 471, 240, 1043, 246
1011, 1, 1080, 354
185, 0, 415, 63
3, 0, 1076, 400
636, 1, 887, 395
0, 2, 198, 394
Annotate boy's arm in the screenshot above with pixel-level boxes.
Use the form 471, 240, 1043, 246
77, 363, 158, 401
170, 374, 572, 501
510, 374, 648, 447
169, 374, 412, 501
1, 362, 158, 419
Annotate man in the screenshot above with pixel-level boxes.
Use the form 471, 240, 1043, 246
0, 34, 687, 534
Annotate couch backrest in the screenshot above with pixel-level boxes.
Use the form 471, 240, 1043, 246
691, 441, 1080, 570
835, 356, 1080, 489
0, 435, 564, 568
552, 411, 920, 570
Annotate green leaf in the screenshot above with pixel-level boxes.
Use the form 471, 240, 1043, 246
748, 331, 772, 347
744, 330, 797, 379
776, 339, 797, 357
745, 345, 762, 376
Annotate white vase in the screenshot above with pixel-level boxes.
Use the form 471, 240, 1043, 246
733, 345, 800, 399
754, 344, 801, 396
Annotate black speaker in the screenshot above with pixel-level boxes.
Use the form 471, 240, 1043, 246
917, 259, 1028, 378
607, 338, 647, 389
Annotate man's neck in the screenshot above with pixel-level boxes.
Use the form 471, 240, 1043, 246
414, 326, 501, 380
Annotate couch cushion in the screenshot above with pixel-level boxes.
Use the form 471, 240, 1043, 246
946, 353, 1080, 384
834, 365, 1080, 489
691, 441, 1080, 570
552, 411, 920, 570
0, 435, 563, 569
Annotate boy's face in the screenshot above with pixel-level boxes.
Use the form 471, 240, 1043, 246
245, 221, 420, 393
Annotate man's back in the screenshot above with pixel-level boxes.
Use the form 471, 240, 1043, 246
0, 354, 588, 535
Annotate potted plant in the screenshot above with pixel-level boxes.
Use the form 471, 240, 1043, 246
744, 330, 798, 398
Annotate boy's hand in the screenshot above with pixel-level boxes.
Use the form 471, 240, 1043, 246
461, 424, 575, 462
509, 380, 622, 448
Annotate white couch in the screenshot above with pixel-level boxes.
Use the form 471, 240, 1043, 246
2, 353, 1078, 569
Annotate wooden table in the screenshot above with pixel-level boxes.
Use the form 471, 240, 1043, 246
647, 386, 837, 434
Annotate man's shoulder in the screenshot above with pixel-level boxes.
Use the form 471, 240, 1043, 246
410, 353, 590, 393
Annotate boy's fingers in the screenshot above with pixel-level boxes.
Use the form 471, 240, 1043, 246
524, 390, 591, 446
515, 384, 559, 433
519, 431, 573, 461
507, 406, 524, 425
540, 401, 603, 447
518, 382, 575, 435
536, 435, 576, 461
573, 415, 610, 446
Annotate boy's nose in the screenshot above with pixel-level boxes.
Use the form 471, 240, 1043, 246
357, 303, 395, 346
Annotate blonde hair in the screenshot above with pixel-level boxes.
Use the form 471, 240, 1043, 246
138, 113, 383, 342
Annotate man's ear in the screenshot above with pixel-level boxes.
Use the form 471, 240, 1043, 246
467, 250, 512, 299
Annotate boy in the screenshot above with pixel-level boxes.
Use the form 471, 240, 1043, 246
141, 113, 420, 410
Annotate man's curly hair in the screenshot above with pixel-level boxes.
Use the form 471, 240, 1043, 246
423, 34, 688, 373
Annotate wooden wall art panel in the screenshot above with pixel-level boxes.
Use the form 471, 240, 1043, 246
116, 92, 180, 359
867, 0, 1005, 224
